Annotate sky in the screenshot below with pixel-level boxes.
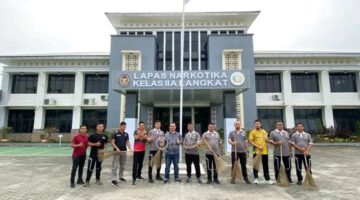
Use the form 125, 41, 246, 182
0, 0, 360, 56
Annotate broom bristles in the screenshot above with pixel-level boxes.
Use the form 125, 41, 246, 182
232, 162, 243, 181
150, 150, 162, 168
213, 154, 227, 173
304, 170, 318, 191
253, 152, 262, 171
277, 164, 290, 187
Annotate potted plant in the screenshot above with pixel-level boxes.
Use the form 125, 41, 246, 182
40, 127, 57, 143
0, 127, 13, 142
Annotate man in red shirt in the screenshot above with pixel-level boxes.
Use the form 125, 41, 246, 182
132, 121, 148, 185
70, 125, 88, 188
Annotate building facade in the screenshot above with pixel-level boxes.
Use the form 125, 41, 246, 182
0, 12, 360, 147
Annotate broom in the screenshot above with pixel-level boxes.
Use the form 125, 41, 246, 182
231, 144, 243, 181
150, 149, 162, 169
253, 148, 262, 171
203, 139, 227, 173
277, 145, 290, 187
303, 154, 318, 191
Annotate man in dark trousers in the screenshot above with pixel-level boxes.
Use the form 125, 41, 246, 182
148, 120, 165, 183
164, 123, 182, 184
183, 122, 202, 184
268, 121, 293, 184
132, 121, 147, 185
111, 121, 132, 186
202, 123, 222, 184
84, 122, 108, 187
228, 121, 251, 184
70, 125, 88, 188
291, 122, 313, 185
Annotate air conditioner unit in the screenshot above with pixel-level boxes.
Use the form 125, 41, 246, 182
83, 98, 95, 105
272, 95, 281, 101
100, 95, 108, 101
44, 98, 56, 105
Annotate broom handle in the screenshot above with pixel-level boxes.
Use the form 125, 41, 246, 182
303, 154, 310, 171
280, 144, 283, 162
203, 138, 218, 156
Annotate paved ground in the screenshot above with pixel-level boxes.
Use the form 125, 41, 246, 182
0, 146, 359, 200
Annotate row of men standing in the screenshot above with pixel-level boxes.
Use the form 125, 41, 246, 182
69, 119, 313, 188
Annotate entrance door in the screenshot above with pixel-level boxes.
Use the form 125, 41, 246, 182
153, 107, 210, 136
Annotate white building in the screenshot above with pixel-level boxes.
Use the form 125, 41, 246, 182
0, 12, 359, 142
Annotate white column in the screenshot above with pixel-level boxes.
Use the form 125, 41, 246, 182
282, 71, 292, 105
285, 105, 294, 129
282, 71, 294, 128
324, 105, 334, 127
0, 72, 10, 127
33, 72, 47, 130
71, 72, 84, 130
320, 71, 334, 127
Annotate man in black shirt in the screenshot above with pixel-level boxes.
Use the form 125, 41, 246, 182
84, 122, 108, 187
111, 122, 132, 186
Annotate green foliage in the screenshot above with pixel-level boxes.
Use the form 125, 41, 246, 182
0, 127, 13, 139
354, 121, 360, 136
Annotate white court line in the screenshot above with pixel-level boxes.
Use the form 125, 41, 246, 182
0, 147, 37, 154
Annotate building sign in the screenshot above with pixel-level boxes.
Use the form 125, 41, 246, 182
113, 70, 249, 90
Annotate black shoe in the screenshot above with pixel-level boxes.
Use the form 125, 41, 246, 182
243, 179, 251, 184
156, 176, 164, 181
297, 180, 302, 185
137, 176, 145, 181
77, 179, 85, 185
83, 182, 90, 187
186, 177, 191, 183
207, 180, 212, 184
175, 179, 181, 183
111, 180, 118, 186
164, 179, 169, 184
119, 178, 127, 182
214, 179, 220, 184
197, 178, 203, 184
70, 183, 75, 188
132, 180, 136, 185
149, 179, 154, 183
231, 179, 235, 184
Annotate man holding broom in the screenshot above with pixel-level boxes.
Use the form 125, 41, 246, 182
291, 123, 313, 186
111, 121, 132, 186
228, 121, 251, 184
148, 120, 165, 183
84, 122, 108, 187
164, 123, 182, 184
268, 121, 293, 184
132, 121, 148, 185
183, 122, 202, 184
202, 123, 222, 184
249, 119, 273, 185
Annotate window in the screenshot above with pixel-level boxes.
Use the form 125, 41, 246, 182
122, 51, 141, 71
256, 73, 282, 93
191, 31, 199, 70
11, 74, 38, 94
82, 109, 107, 132
200, 31, 208, 70
174, 32, 181, 70
47, 74, 75, 93
156, 32, 164, 70
222, 50, 242, 70
333, 109, 360, 132
84, 74, 109, 93
166, 32, 173, 71
294, 109, 323, 133
257, 109, 284, 132
8, 110, 34, 133
45, 110, 73, 133
330, 73, 357, 92
291, 73, 319, 93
